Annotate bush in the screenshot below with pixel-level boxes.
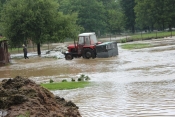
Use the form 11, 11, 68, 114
120, 39, 126, 43
62, 79, 67, 82
50, 79, 54, 83
78, 74, 90, 81
85, 76, 90, 81
71, 78, 75, 82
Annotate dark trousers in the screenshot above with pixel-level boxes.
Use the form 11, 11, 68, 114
24, 53, 29, 59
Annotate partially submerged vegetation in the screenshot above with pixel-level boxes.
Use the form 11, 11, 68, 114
41, 74, 91, 90
41, 82, 90, 90
121, 43, 152, 49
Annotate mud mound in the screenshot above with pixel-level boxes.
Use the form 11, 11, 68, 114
0, 76, 81, 117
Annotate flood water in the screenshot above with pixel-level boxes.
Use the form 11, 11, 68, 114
0, 38, 175, 117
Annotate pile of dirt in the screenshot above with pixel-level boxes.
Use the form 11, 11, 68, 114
0, 76, 81, 117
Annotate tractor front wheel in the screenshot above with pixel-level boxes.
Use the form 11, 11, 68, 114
65, 54, 73, 60
83, 48, 95, 59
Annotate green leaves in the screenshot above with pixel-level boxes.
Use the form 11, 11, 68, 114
134, 0, 175, 31
59, 0, 126, 35
120, 0, 136, 33
0, 0, 82, 49
107, 9, 125, 34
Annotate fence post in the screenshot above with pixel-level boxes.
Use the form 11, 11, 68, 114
110, 34, 111, 42
33, 42, 35, 52
48, 41, 50, 50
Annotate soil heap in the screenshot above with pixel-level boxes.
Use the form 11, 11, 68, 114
0, 76, 81, 117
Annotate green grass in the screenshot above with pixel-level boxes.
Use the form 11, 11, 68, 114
41, 81, 91, 90
9, 48, 23, 51
128, 31, 175, 41
8, 48, 23, 54
121, 43, 152, 49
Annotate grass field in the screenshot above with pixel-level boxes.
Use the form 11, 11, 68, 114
121, 43, 152, 49
127, 31, 175, 42
8, 48, 23, 54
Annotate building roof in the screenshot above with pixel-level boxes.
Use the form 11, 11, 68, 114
78, 32, 95, 36
0, 37, 8, 42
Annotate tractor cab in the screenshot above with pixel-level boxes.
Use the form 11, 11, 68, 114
78, 32, 98, 45
77, 32, 98, 54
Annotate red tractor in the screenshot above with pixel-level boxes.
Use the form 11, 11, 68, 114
64, 32, 118, 60
64, 32, 101, 60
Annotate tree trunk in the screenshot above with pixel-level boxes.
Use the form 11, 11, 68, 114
169, 24, 172, 31
151, 24, 154, 32
37, 43, 41, 56
131, 25, 135, 33
162, 20, 165, 31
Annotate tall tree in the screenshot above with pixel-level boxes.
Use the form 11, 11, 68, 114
134, 0, 155, 31
77, 0, 106, 34
120, 0, 136, 33
1, 0, 81, 55
0, 0, 7, 35
135, 0, 175, 31
107, 9, 125, 34
162, 0, 175, 30
106, 0, 125, 34
58, 0, 107, 35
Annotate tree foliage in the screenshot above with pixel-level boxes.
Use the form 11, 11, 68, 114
135, 0, 175, 31
58, 0, 125, 35
119, 0, 136, 33
1, 0, 174, 46
0, 0, 82, 55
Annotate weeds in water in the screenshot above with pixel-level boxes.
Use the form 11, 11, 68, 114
85, 76, 90, 81
78, 74, 91, 81
41, 74, 91, 90
120, 39, 126, 43
50, 79, 54, 83
71, 78, 75, 82
62, 79, 67, 82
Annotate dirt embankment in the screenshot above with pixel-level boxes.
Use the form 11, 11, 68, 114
0, 76, 81, 117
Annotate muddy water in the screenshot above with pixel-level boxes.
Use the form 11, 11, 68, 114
1, 38, 175, 116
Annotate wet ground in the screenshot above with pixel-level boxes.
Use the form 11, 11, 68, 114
0, 37, 175, 117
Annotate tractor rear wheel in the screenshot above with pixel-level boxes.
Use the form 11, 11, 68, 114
83, 48, 95, 59
65, 54, 73, 60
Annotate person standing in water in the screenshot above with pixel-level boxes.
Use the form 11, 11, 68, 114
23, 44, 29, 59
